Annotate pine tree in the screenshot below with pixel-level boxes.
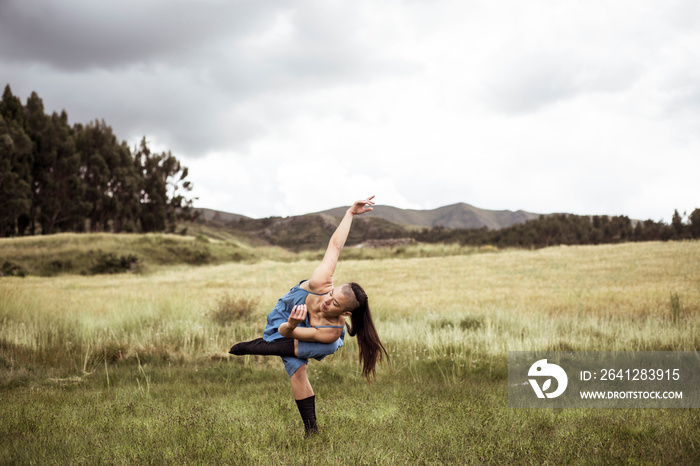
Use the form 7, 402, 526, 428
0, 114, 32, 236
671, 209, 684, 239
75, 120, 123, 232
689, 208, 700, 239
134, 138, 193, 232
0, 84, 26, 129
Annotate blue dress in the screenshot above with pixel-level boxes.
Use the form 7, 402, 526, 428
263, 280, 345, 376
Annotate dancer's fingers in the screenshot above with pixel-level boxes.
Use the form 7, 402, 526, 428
291, 304, 307, 322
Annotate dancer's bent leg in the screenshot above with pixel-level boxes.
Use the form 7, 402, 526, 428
229, 338, 294, 357
230, 337, 341, 359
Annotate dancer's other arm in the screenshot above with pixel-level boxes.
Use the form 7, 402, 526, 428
278, 304, 339, 343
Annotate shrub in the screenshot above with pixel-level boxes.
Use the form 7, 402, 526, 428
430, 318, 456, 330
89, 252, 139, 275
49, 259, 73, 273
166, 243, 211, 265
428, 316, 484, 331
210, 294, 258, 326
1, 261, 27, 277
459, 316, 484, 331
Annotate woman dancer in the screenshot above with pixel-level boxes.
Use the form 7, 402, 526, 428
230, 195, 389, 437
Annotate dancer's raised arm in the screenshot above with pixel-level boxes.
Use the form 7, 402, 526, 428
307, 195, 375, 292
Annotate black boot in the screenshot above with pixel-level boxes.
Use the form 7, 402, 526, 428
295, 395, 318, 438
229, 338, 295, 357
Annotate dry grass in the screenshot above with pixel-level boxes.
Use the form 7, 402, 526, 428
1, 240, 698, 379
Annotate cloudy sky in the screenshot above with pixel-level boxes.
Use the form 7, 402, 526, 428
1, 0, 698, 221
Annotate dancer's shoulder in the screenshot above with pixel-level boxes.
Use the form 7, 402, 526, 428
302, 278, 331, 295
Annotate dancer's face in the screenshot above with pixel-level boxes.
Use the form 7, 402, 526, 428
319, 284, 355, 317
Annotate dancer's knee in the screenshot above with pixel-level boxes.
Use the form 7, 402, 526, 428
291, 363, 307, 380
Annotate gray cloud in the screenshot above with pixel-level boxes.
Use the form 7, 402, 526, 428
0, 0, 278, 70
482, 29, 644, 114
0, 0, 417, 156
484, 50, 642, 114
480, 1, 700, 117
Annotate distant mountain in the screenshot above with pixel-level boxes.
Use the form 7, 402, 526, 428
313, 202, 542, 230
188, 203, 659, 251
191, 202, 545, 250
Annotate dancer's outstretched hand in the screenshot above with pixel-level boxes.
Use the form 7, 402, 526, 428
288, 304, 307, 327
348, 195, 375, 216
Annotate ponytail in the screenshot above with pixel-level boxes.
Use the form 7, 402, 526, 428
346, 282, 389, 381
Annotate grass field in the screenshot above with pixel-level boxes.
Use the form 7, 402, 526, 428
1, 239, 699, 464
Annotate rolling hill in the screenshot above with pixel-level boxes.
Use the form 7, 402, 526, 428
195, 208, 250, 223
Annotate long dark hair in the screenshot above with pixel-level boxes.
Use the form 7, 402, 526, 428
346, 282, 389, 381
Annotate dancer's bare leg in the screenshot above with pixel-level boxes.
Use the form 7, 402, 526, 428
290, 364, 314, 400
291, 364, 317, 437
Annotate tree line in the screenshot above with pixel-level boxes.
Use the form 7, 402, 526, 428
410, 209, 700, 249
0, 84, 194, 237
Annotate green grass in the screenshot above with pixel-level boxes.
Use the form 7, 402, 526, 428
0, 232, 297, 276
1, 240, 699, 464
0, 233, 495, 277
1, 364, 698, 464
